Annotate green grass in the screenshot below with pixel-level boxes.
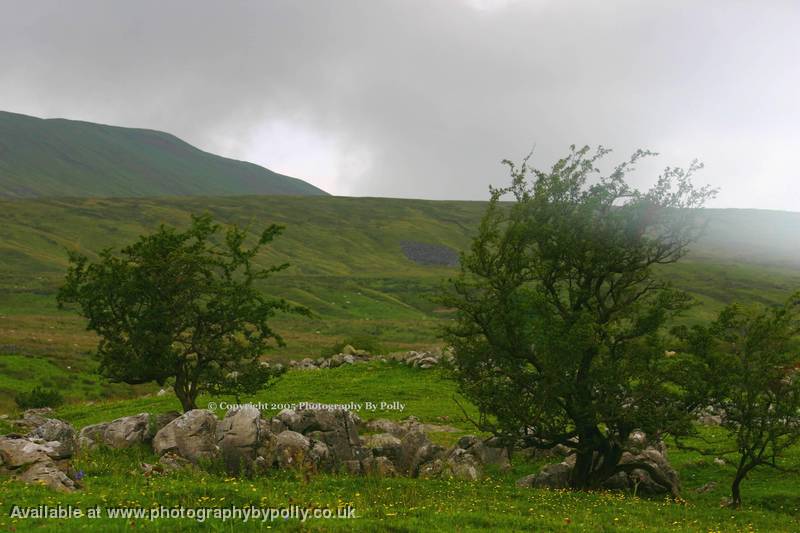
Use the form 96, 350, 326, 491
1, 362, 798, 531
50, 362, 473, 433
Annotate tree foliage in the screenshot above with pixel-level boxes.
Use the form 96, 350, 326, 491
675, 293, 800, 507
58, 214, 308, 411
441, 145, 716, 491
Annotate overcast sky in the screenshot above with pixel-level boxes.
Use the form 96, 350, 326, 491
1, 0, 798, 210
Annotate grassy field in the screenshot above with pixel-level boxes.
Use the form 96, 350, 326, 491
0, 362, 798, 532
1, 195, 799, 411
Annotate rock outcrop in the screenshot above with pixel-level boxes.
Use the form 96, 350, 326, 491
2, 404, 513, 491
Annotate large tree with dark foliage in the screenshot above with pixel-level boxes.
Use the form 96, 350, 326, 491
58, 214, 308, 411
441, 145, 716, 491
675, 294, 800, 507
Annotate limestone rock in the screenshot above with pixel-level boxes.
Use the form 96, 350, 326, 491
78, 422, 110, 449
275, 430, 311, 470
154, 411, 181, 433
618, 447, 681, 496
27, 418, 77, 459
398, 430, 445, 476
152, 409, 219, 463
515, 473, 537, 488
363, 432, 403, 465
12, 408, 55, 432
365, 419, 404, 437
103, 413, 153, 449
454, 435, 510, 471
361, 456, 397, 477
341, 345, 357, 356
216, 406, 276, 475
18, 460, 76, 492
78, 414, 153, 450
159, 452, 195, 473
0, 437, 52, 468
0, 436, 76, 492
531, 462, 572, 489
441, 448, 482, 481
273, 408, 362, 465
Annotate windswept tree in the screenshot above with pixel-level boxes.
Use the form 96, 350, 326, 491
675, 294, 800, 508
441, 145, 716, 492
58, 214, 309, 411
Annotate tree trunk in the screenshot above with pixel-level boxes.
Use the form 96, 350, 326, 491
730, 458, 756, 509
730, 474, 743, 508
571, 448, 594, 489
174, 371, 198, 412
570, 425, 605, 489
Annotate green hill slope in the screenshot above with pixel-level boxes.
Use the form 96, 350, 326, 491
0, 111, 328, 198
0, 195, 798, 409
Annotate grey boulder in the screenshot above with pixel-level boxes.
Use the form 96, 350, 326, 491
152, 410, 219, 463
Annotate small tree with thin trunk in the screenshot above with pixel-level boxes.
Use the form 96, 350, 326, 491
675, 293, 800, 507
441, 145, 716, 492
58, 214, 308, 411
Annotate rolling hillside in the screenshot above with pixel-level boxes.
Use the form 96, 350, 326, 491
0, 111, 327, 198
0, 195, 799, 409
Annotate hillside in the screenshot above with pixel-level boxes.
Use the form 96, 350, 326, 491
0, 111, 327, 198
0, 195, 799, 409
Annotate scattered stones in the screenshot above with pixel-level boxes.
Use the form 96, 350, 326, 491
285, 348, 453, 371
697, 407, 725, 426
696, 481, 718, 493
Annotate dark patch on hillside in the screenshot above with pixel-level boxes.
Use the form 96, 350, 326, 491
401, 241, 459, 267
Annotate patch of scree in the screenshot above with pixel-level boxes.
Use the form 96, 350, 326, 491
400, 241, 459, 267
